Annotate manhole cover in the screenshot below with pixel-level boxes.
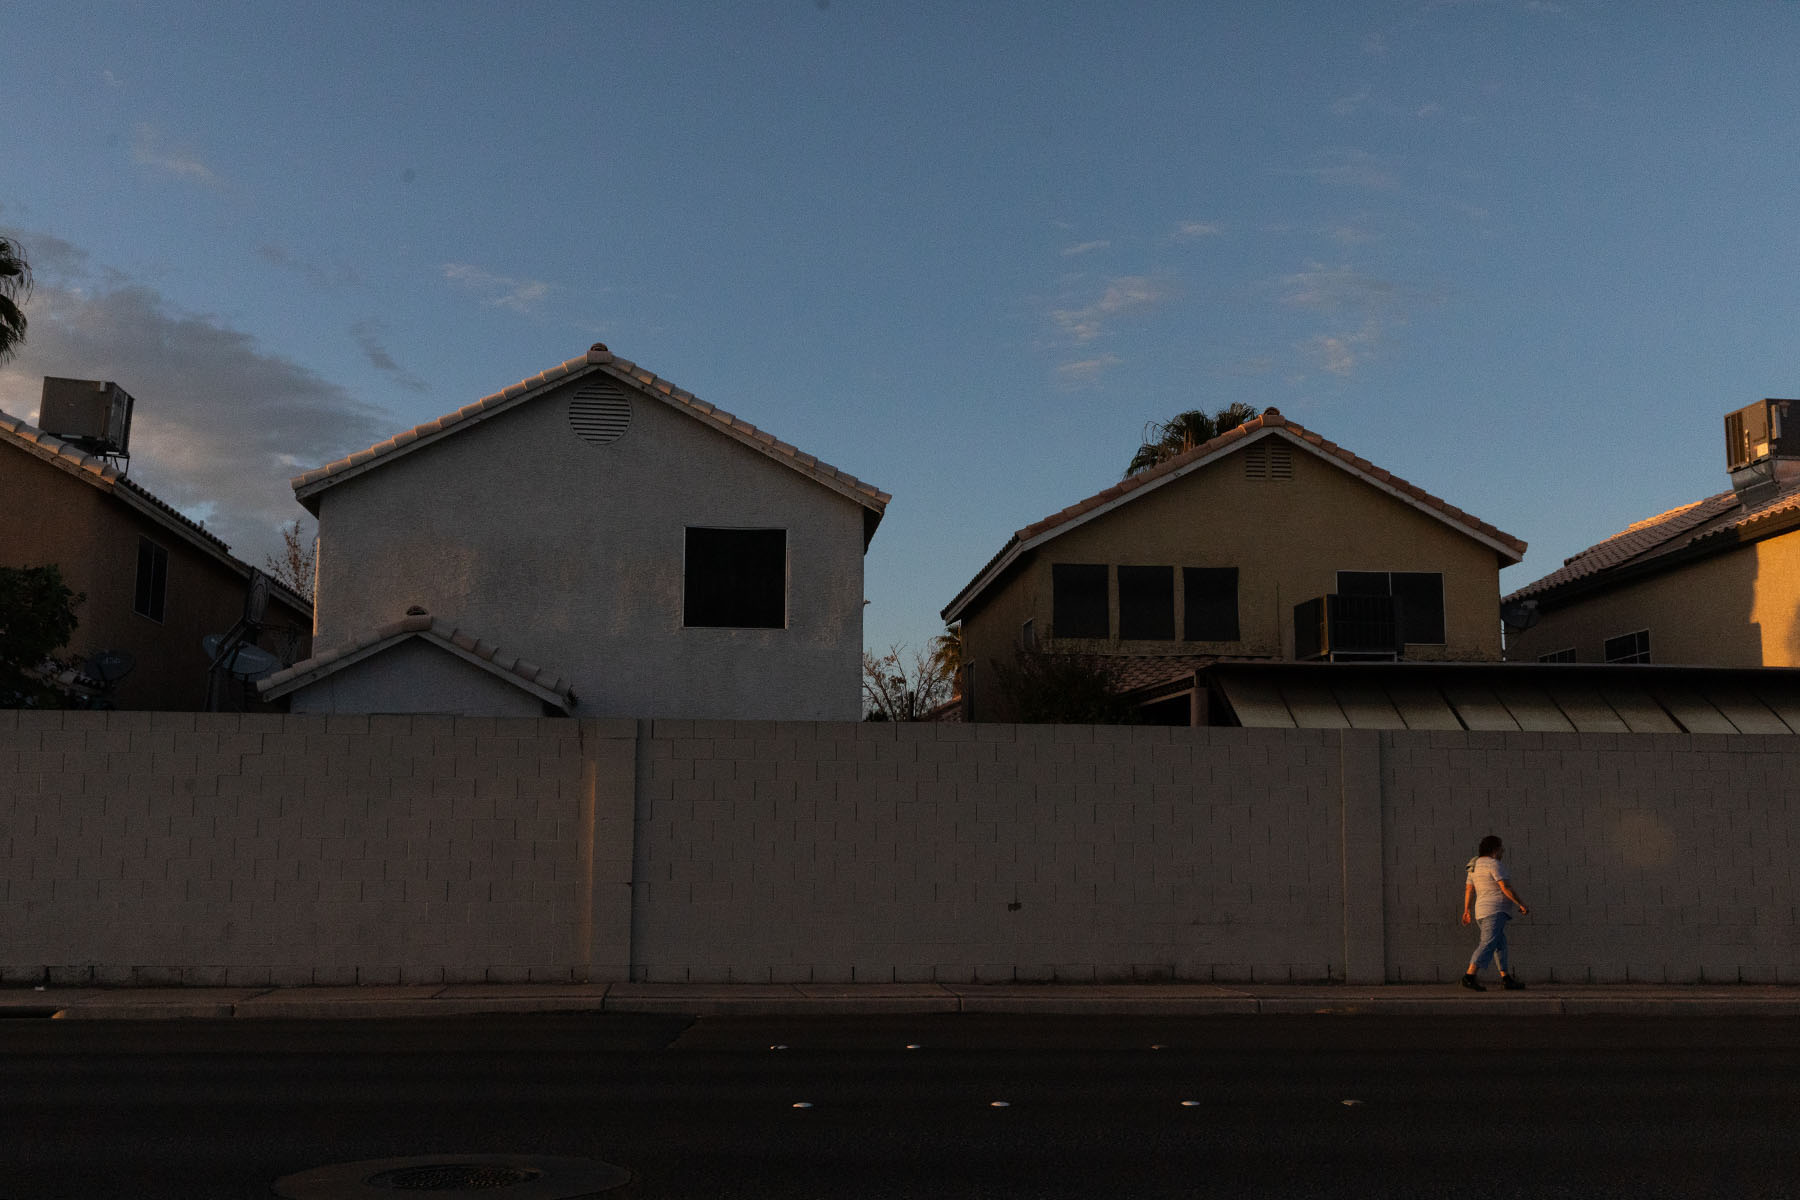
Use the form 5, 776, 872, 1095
367, 1163, 543, 1190
273, 1155, 629, 1199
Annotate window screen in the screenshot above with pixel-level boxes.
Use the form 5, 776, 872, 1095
1051, 563, 1109, 639
1335, 570, 1444, 645
134, 537, 168, 622
1390, 572, 1445, 645
1603, 630, 1651, 664
684, 528, 786, 628
1117, 566, 1174, 640
1183, 567, 1239, 642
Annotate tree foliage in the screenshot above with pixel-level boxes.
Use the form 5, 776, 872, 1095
0, 564, 84, 707
264, 518, 317, 605
930, 625, 962, 697
862, 642, 956, 721
991, 649, 1140, 725
0, 236, 30, 363
1125, 402, 1260, 476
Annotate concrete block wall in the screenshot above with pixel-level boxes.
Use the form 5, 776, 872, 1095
629, 721, 1347, 984
1381, 731, 1800, 984
0, 710, 616, 986
4, 713, 1798, 985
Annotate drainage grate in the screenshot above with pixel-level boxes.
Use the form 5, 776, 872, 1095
366, 1163, 543, 1190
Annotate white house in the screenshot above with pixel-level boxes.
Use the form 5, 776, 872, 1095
260, 344, 888, 720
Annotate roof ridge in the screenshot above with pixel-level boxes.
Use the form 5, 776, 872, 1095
288, 345, 891, 514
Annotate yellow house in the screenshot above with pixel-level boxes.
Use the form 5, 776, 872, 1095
1506, 398, 1800, 667
941, 408, 1527, 721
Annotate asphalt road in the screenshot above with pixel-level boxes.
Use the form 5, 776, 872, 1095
4, 1013, 1799, 1199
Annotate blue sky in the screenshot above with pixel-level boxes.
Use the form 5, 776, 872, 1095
6, 1, 1800, 657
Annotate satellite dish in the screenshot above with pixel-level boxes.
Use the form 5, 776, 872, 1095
84, 649, 136, 685
1500, 599, 1541, 634
202, 633, 281, 681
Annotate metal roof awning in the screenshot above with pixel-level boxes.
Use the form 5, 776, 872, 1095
1188, 662, 1800, 734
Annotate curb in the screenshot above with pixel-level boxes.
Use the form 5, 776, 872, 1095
9, 984, 1800, 1021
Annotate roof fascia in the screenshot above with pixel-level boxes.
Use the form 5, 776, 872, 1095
260, 629, 572, 712
1527, 506, 1800, 612
942, 426, 1519, 624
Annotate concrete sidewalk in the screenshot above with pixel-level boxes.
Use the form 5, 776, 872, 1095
5, 982, 1800, 1020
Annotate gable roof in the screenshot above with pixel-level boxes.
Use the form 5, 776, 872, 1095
257, 609, 577, 713
1505, 477, 1800, 607
942, 410, 1527, 624
291, 343, 891, 542
0, 407, 312, 616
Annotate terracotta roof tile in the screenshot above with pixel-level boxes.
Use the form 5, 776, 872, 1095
290, 344, 891, 518
1507, 479, 1800, 603
944, 411, 1525, 623
258, 610, 576, 712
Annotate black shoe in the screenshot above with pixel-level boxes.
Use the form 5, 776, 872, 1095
1501, 976, 1525, 991
1461, 974, 1485, 991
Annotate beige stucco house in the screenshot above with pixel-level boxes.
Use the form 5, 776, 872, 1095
260, 344, 889, 720
1, 396, 311, 710
1505, 398, 1800, 667
941, 408, 1526, 722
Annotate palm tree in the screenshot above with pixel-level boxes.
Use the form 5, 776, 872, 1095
0, 237, 30, 363
1124, 402, 1260, 477
930, 625, 963, 696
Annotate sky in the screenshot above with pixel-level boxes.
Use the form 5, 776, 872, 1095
7, 1, 1800, 659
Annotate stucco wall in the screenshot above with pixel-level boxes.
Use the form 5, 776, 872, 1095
311, 377, 869, 721
288, 639, 547, 717
6, 711, 1798, 987
1512, 531, 1800, 668
958, 440, 1508, 720
1, 443, 309, 710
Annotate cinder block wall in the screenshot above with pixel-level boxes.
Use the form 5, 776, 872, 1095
629, 722, 1345, 984
3, 712, 1798, 985
1381, 731, 1800, 984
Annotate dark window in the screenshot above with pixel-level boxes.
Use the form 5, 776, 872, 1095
1183, 567, 1240, 641
684, 528, 785, 628
1391, 572, 1446, 645
1335, 570, 1445, 645
1117, 566, 1174, 640
134, 537, 168, 622
1538, 648, 1577, 664
1604, 630, 1651, 664
1051, 563, 1109, 639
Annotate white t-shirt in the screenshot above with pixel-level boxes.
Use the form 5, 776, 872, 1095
1467, 855, 1514, 919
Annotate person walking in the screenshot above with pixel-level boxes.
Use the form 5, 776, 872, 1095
1461, 834, 1528, 991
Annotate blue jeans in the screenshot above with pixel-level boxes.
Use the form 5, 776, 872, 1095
1468, 913, 1511, 974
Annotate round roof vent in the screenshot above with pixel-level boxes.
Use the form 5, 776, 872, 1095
568, 383, 630, 445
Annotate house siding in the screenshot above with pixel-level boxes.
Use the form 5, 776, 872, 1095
959, 445, 1504, 718
312, 377, 867, 721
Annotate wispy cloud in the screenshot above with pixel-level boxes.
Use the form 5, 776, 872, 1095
1172, 221, 1223, 241
1275, 262, 1440, 378
1060, 240, 1110, 257
0, 227, 390, 564
131, 124, 217, 185
1288, 148, 1400, 193
350, 318, 427, 393
1332, 90, 1370, 117
1055, 354, 1123, 386
102, 69, 124, 88
259, 244, 359, 288
1051, 275, 1179, 343
442, 263, 551, 313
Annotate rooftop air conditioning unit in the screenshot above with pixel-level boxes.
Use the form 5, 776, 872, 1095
1724, 398, 1795, 473
38, 377, 135, 458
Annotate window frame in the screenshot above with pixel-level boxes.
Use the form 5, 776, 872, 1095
1537, 647, 1578, 664
1117, 565, 1175, 641
1334, 569, 1446, 646
1603, 629, 1651, 664
1182, 566, 1240, 643
682, 526, 788, 630
133, 536, 169, 624
1050, 562, 1110, 640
